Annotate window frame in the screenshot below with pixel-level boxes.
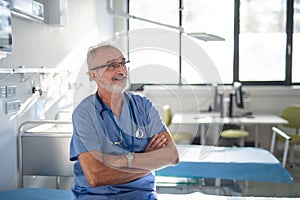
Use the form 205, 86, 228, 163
127, 0, 300, 86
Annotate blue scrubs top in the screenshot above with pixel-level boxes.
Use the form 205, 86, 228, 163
70, 92, 167, 200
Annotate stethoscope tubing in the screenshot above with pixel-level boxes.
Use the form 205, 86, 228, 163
95, 92, 139, 152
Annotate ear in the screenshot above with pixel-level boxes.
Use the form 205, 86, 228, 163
88, 70, 98, 82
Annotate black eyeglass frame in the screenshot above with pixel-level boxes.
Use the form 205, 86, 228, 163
91, 59, 130, 71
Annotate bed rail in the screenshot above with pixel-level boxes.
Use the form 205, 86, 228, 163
54, 110, 72, 120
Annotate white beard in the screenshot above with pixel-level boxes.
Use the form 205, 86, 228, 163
98, 76, 128, 93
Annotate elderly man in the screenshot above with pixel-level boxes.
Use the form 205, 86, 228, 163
70, 42, 179, 200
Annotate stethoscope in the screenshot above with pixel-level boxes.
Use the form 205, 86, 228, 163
95, 92, 144, 151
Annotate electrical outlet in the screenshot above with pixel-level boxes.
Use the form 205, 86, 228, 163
0, 86, 6, 98
6, 85, 17, 98
6, 100, 21, 114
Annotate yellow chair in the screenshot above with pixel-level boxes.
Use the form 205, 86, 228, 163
163, 105, 194, 144
220, 127, 250, 147
276, 105, 300, 164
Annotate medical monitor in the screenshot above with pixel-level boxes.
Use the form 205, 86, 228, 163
228, 82, 245, 117
0, 1, 13, 53
234, 82, 244, 108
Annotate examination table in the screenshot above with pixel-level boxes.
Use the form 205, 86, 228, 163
156, 145, 292, 183
0, 188, 298, 200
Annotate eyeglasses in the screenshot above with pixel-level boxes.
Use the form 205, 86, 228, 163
91, 59, 130, 71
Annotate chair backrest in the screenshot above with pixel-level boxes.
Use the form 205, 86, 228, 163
281, 105, 300, 132
163, 105, 173, 127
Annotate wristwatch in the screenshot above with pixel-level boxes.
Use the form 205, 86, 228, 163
125, 152, 134, 168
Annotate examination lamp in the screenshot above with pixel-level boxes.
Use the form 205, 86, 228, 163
187, 32, 225, 42
106, 0, 225, 42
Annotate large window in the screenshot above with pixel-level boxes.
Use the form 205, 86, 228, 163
293, 0, 300, 82
129, 0, 299, 85
239, 0, 287, 82
129, 0, 179, 84
129, 0, 233, 85
182, 0, 234, 84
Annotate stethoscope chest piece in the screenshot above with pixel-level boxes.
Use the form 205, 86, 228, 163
135, 127, 144, 138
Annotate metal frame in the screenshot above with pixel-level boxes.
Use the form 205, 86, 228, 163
270, 127, 292, 168
18, 120, 73, 188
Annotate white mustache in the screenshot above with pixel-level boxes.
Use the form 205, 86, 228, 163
112, 74, 127, 81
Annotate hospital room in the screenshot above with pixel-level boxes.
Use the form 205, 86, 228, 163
1, 0, 300, 199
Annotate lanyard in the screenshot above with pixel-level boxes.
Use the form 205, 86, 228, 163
95, 92, 136, 152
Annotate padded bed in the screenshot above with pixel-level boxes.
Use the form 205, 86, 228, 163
156, 145, 292, 183
0, 188, 297, 200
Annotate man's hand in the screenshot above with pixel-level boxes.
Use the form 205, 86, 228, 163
144, 132, 173, 152
102, 131, 174, 168
100, 130, 178, 176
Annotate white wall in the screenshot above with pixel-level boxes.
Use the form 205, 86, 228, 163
0, 0, 115, 192
145, 85, 300, 115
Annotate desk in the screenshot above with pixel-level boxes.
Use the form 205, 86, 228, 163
156, 145, 292, 183
172, 113, 287, 147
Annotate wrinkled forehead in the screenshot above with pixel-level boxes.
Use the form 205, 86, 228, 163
93, 46, 123, 66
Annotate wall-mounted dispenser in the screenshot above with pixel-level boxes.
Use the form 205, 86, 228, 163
7, 0, 44, 21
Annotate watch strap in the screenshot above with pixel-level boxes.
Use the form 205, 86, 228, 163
125, 152, 134, 168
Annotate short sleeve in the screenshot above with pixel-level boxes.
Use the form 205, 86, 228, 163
146, 100, 167, 135
70, 99, 101, 161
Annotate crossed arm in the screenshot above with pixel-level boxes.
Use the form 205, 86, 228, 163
78, 130, 179, 187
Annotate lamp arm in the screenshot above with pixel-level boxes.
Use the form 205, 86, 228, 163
106, 0, 184, 32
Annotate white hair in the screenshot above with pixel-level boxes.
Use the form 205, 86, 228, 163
86, 41, 117, 70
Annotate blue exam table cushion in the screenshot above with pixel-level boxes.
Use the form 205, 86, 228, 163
156, 145, 292, 183
0, 188, 73, 200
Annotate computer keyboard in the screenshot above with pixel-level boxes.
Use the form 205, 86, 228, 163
231, 112, 254, 118
242, 112, 254, 118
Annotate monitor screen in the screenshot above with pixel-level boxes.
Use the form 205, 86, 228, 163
228, 81, 245, 117
0, 1, 13, 53
233, 82, 244, 108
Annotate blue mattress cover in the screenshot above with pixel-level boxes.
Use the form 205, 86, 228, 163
1, 189, 297, 200
156, 145, 292, 183
0, 188, 73, 200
